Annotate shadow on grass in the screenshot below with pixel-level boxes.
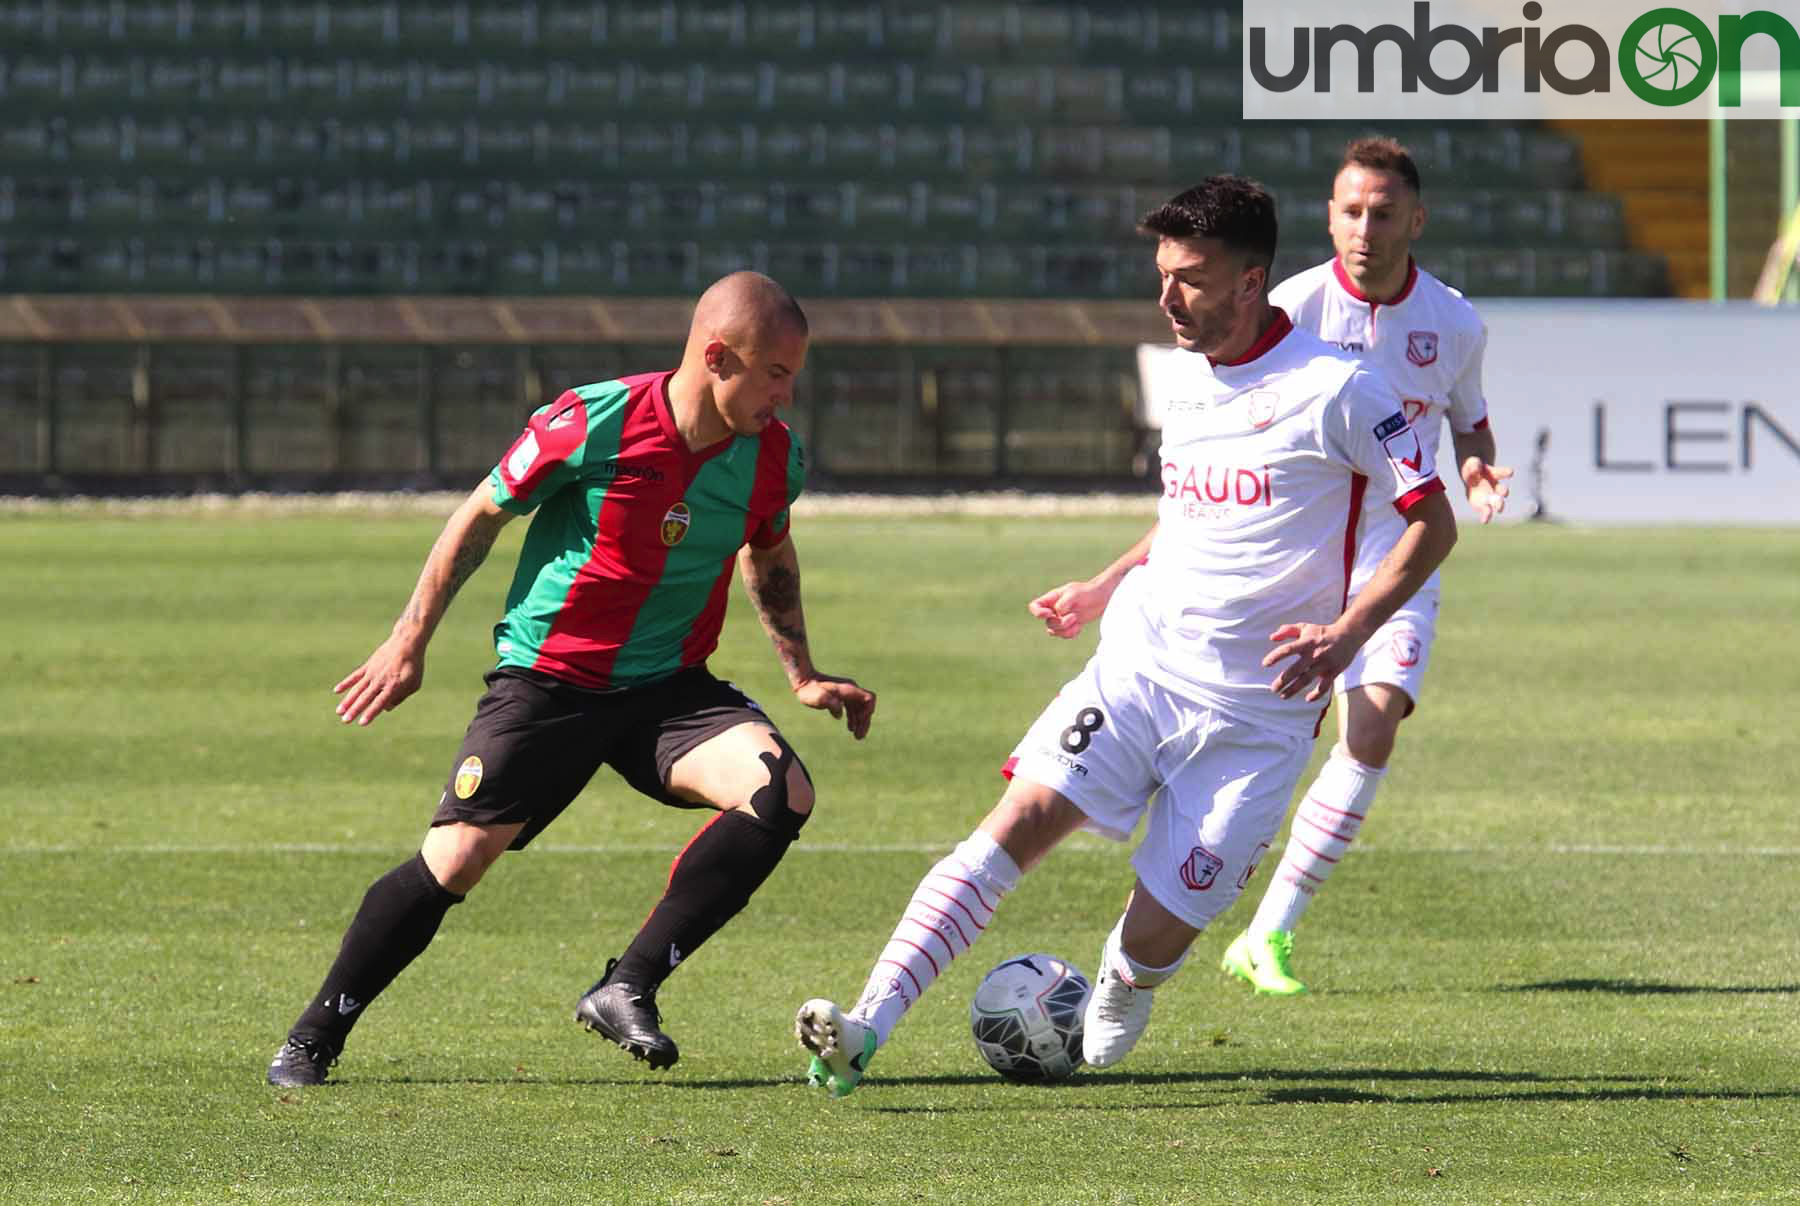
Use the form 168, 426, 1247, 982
1500, 978, 1800, 995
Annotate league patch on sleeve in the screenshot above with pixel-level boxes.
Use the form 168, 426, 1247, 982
1382, 424, 1428, 481
506, 430, 541, 482
1372, 412, 1409, 440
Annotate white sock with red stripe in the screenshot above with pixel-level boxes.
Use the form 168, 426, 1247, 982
1099, 915, 1187, 988
849, 829, 1020, 1049
1250, 747, 1386, 935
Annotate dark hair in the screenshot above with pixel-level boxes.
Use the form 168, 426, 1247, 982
1138, 175, 1278, 271
1339, 136, 1422, 195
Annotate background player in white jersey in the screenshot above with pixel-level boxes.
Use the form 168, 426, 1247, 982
1219, 137, 1514, 997
794, 176, 1458, 1097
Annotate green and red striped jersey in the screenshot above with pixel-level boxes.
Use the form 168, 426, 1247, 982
486, 369, 805, 690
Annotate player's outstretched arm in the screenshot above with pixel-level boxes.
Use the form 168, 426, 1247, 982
1028, 523, 1158, 640
739, 534, 876, 740
334, 484, 515, 727
1452, 425, 1513, 524
1264, 492, 1457, 702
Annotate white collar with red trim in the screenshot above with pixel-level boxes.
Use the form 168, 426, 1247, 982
1331, 256, 1419, 308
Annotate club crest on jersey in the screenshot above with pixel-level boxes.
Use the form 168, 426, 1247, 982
1391, 631, 1422, 667
1407, 330, 1439, 367
1179, 845, 1225, 892
1247, 390, 1279, 429
660, 501, 692, 547
454, 756, 484, 800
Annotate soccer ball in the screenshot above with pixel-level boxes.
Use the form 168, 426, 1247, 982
969, 953, 1092, 1083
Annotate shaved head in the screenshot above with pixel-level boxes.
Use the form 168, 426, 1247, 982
669, 272, 810, 447
689, 271, 809, 351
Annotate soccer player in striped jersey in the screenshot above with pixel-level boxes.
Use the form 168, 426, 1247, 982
796, 177, 1458, 1096
1219, 137, 1513, 997
267, 272, 875, 1088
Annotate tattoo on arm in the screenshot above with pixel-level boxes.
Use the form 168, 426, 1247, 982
446, 526, 498, 598
400, 518, 500, 635
748, 559, 812, 680
753, 564, 808, 645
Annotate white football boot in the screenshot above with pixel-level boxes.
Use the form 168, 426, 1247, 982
795, 998, 877, 1098
1081, 966, 1154, 1068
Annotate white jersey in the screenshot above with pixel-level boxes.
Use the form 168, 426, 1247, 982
1271, 258, 1487, 597
1103, 312, 1446, 736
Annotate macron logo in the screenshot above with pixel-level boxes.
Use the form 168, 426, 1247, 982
668, 943, 684, 969
336, 994, 363, 1016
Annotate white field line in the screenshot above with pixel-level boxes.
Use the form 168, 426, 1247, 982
0, 491, 1160, 518
3, 842, 1798, 856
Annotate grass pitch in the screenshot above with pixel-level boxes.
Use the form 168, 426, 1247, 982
1, 502, 1797, 1204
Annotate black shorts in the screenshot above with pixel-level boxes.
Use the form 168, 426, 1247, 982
432, 665, 781, 850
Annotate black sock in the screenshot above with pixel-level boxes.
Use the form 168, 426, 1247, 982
611, 809, 795, 992
289, 852, 465, 1052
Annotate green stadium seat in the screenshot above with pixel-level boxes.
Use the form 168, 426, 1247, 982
748, 4, 815, 52
213, 58, 282, 107
784, 180, 850, 230
814, 4, 882, 52
417, 62, 481, 110
840, 64, 903, 114
767, 64, 835, 113
817, 123, 885, 174
685, 123, 750, 173
882, 6, 943, 56
473, 5, 538, 49
1153, 8, 1238, 63
699, 65, 762, 114
559, 64, 626, 111
608, 2, 678, 50
679, 4, 747, 51
902, 243, 977, 295
80, 176, 154, 226
909, 65, 979, 116
960, 124, 1031, 177
1018, 5, 1078, 57
272, 2, 333, 50
326, 3, 400, 48
3, 55, 70, 106
542, 5, 604, 49
396, 6, 467, 49
889, 125, 954, 174
851, 182, 915, 231
632, 65, 699, 111
833, 242, 902, 294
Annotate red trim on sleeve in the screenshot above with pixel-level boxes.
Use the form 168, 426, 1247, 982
1471, 417, 1489, 431
1000, 755, 1019, 781
1209, 308, 1294, 368
1392, 476, 1446, 515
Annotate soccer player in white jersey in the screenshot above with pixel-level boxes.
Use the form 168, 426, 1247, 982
1219, 137, 1514, 997
794, 176, 1459, 1096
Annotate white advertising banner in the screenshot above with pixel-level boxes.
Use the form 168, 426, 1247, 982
1138, 300, 1800, 524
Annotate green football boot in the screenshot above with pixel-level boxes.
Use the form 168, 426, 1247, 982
796, 998, 877, 1098
1220, 929, 1309, 996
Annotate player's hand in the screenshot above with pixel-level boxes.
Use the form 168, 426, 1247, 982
1460, 456, 1514, 524
1028, 580, 1109, 640
333, 636, 425, 726
794, 674, 876, 740
1263, 622, 1361, 702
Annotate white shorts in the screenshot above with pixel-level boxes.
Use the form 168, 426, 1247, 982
1335, 592, 1438, 712
1006, 654, 1311, 930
